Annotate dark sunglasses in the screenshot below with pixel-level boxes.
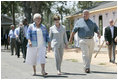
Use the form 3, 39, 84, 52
54, 19, 60, 21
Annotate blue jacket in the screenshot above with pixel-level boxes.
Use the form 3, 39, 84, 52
27, 22, 50, 47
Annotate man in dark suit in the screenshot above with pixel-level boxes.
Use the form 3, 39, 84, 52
19, 19, 28, 63
4, 31, 9, 49
104, 19, 117, 63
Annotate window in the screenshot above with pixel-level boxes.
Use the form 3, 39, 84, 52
93, 15, 95, 20
113, 12, 115, 16
105, 13, 108, 17
99, 15, 103, 36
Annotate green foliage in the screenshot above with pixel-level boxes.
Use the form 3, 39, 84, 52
1, 1, 21, 16
55, 1, 70, 22
99, 63, 106, 65
1, 1, 72, 28
77, 1, 104, 10
66, 59, 78, 62
77, 1, 93, 10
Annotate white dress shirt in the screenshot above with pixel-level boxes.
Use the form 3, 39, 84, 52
37, 28, 44, 47
110, 26, 114, 38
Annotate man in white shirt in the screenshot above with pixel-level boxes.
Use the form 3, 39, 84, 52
15, 23, 22, 58
8, 25, 17, 55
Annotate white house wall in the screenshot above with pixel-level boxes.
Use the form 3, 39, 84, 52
90, 9, 117, 46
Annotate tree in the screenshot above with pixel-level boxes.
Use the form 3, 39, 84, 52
77, 1, 104, 10
1, 1, 21, 26
1, 1, 12, 16
77, 1, 93, 10
21, 1, 54, 23
11, 2, 15, 26
2, 1, 71, 28
55, 1, 70, 23
22, 1, 32, 23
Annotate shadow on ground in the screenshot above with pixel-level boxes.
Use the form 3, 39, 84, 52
91, 71, 117, 74
62, 72, 87, 75
33, 74, 68, 78
32, 72, 87, 78
1, 49, 10, 52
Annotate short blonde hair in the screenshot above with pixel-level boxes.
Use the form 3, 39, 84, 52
33, 13, 41, 20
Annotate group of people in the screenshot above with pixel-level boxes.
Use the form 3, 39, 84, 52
69, 10, 117, 73
25, 13, 68, 76
8, 9, 117, 76
8, 19, 28, 63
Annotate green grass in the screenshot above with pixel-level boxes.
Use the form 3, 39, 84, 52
98, 63, 106, 65
66, 59, 78, 62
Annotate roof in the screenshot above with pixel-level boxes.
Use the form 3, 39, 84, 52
89, 1, 117, 12
1, 14, 19, 24
65, 1, 117, 19
2, 14, 13, 21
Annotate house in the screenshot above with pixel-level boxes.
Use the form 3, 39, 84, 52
1, 15, 18, 44
65, 1, 117, 47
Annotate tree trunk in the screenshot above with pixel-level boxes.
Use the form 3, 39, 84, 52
12, 2, 15, 27
31, 2, 41, 16
23, 1, 32, 23
31, 1, 43, 22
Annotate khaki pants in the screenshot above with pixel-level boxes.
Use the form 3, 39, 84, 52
79, 38, 94, 69
108, 40, 116, 62
10, 38, 17, 55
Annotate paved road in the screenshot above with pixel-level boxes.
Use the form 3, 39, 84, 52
1, 48, 117, 79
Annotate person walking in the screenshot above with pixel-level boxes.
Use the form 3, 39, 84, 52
4, 31, 9, 49
26, 13, 51, 76
8, 25, 17, 56
69, 10, 101, 73
104, 19, 117, 63
15, 24, 22, 58
19, 19, 28, 63
49, 14, 68, 75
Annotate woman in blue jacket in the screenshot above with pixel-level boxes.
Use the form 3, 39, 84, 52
26, 13, 50, 76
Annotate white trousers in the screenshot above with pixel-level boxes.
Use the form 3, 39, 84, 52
26, 45, 46, 65
79, 38, 94, 69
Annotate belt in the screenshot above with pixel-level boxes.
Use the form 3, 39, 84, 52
82, 37, 93, 39
11, 38, 16, 39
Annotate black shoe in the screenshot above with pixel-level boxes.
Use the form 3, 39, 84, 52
23, 60, 25, 63
110, 60, 115, 63
111, 61, 115, 64
17, 56, 20, 58
109, 60, 112, 62
85, 68, 90, 73
33, 73, 36, 76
